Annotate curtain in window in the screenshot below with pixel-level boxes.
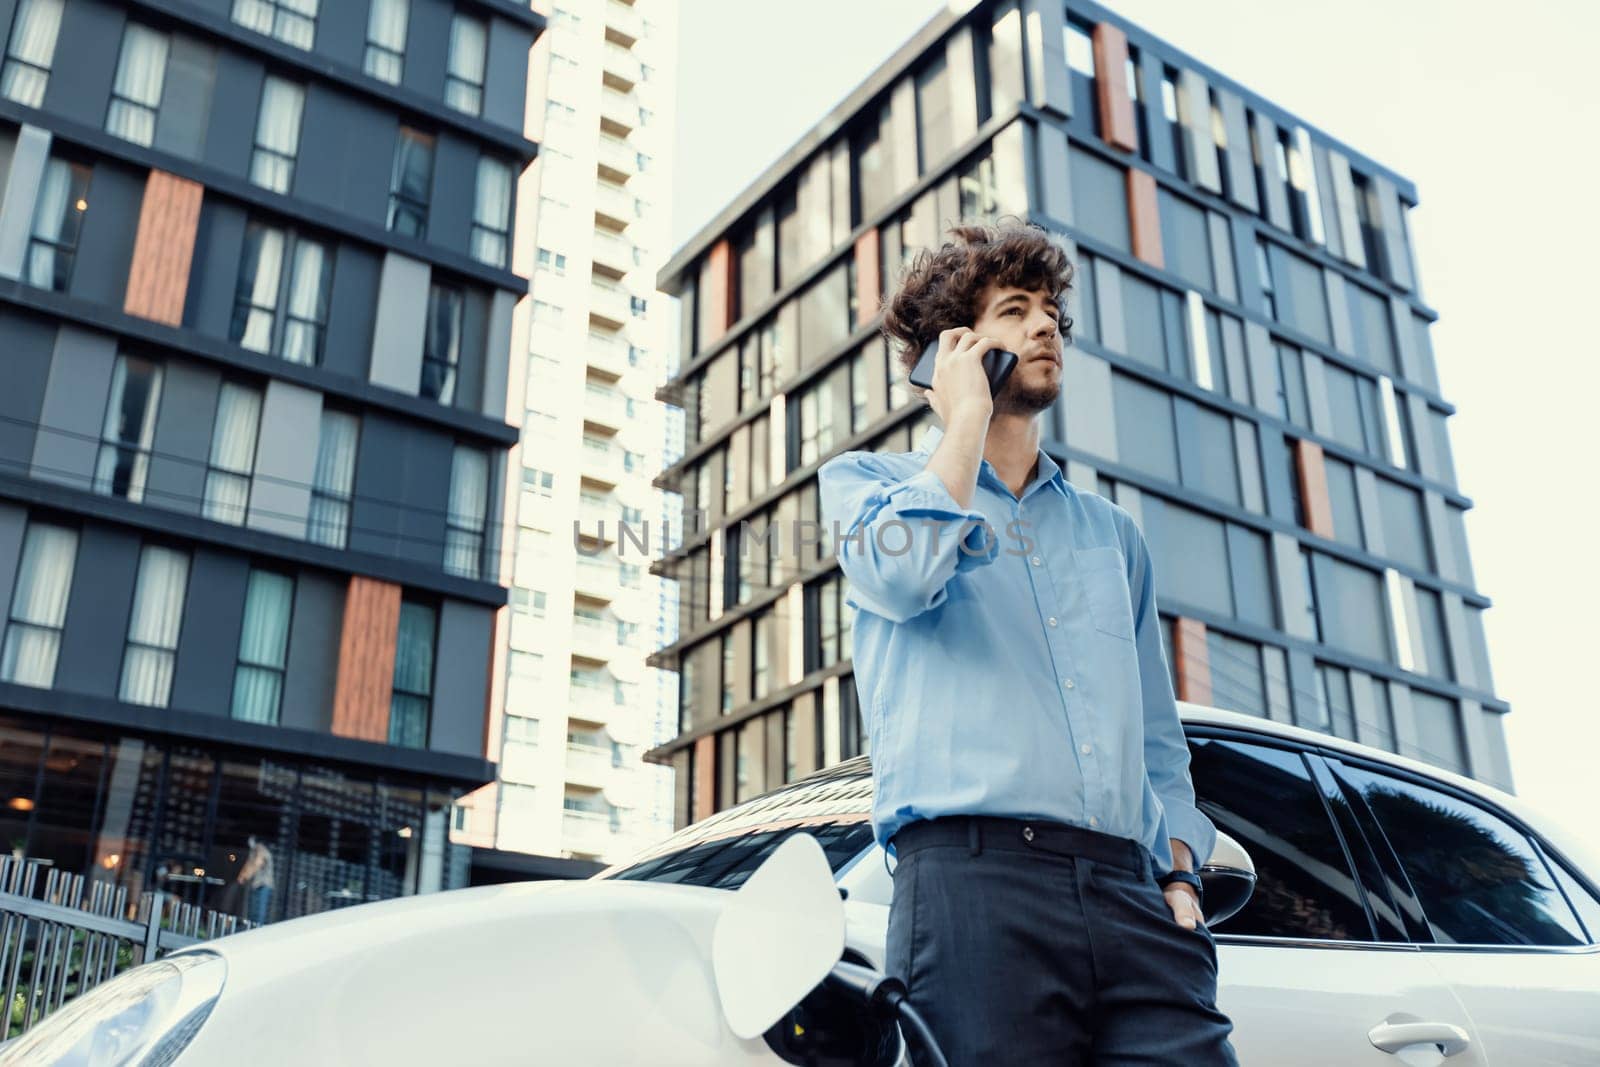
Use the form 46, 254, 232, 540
472, 158, 511, 267
420, 286, 461, 403
275, 0, 318, 50
94, 356, 162, 501
308, 410, 358, 547
0, 524, 77, 687
233, 224, 284, 353
203, 383, 261, 525
250, 76, 304, 193
25, 158, 70, 288
388, 131, 434, 235
106, 25, 168, 146
445, 16, 486, 113
364, 0, 407, 83
1, 0, 65, 106
389, 603, 436, 748
231, 0, 274, 36
120, 546, 188, 707
445, 446, 488, 578
231, 570, 292, 724
280, 237, 328, 365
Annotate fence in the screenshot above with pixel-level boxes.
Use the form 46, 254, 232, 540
0, 856, 250, 1040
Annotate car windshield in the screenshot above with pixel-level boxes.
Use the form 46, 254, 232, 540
596, 761, 876, 890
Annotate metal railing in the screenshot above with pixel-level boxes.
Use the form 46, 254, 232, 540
0, 856, 249, 1039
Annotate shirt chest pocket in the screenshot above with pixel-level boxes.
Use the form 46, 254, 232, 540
1075, 546, 1135, 642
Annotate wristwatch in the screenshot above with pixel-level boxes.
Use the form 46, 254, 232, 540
1157, 869, 1204, 905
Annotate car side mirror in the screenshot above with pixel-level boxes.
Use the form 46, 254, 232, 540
712, 833, 846, 1040
1199, 829, 1256, 928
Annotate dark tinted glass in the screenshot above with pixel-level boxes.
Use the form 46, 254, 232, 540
1188, 738, 1372, 940
1338, 764, 1586, 946
604, 821, 874, 891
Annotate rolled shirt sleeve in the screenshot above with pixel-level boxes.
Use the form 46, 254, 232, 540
818, 452, 999, 624
1120, 511, 1218, 873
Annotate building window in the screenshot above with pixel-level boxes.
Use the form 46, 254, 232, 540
230, 223, 333, 366
1256, 241, 1276, 319
308, 409, 358, 548
388, 127, 436, 237
203, 383, 262, 526
445, 14, 487, 115
797, 381, 835, 468
250, 76, 305, 194
119, 545, 189, 707
232, 0, 318, 51
678, 653, 696, 733
231, 569, 293, 724
472, 157, 512, 268
94, 355, 163, 503
720, 633, 734, 714
630, 296, 648, 318
106, 23, 167, 146
25, 157, 90, 292
1064, 20, 1095, 77
535, 248, 566, 275
1, 0, 64, 107
363, 0, 408, 84
0, 523, 77, 688
420, 284, 463, 404
389, 601, 436, 748
752, 612, 773, 701
445, 445, 489, 579
808, 574, 851, 671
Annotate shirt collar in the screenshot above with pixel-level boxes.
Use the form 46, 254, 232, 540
916, 425, 1070, 501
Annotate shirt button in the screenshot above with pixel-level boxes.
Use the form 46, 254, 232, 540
1088, 816, 1100, 828
1047, 616, 1059, 628
1080, 743, 1092, 755
1062, 678, 1075, 690
1030, 556, 1042, 567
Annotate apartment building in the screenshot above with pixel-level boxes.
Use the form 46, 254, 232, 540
647, 0, 1509, 827
455, 0, 677, 866
0, 0, 538, 920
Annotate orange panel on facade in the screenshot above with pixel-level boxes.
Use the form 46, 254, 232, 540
693, 735, 716, 822
1093, 24, 1138, 153
1172, 617, 1212, 705
854, 228, 880, 325
1127, 168, 1164, 269
123, 170, 203, 326
705, 238, 736, 340
1295, 439, 1336, 539
331, 576, 402, 743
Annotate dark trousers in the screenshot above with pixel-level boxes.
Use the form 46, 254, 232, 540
886, 816, 1239, 1066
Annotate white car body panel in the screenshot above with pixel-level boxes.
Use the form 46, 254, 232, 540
79, 706, 1593, 1065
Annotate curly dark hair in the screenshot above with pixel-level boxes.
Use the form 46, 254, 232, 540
881, 216, 1075, 376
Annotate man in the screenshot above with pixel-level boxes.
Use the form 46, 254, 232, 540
818, 219, 1238, 1064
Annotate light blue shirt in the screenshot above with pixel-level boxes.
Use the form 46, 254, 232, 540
817, 426, 1216, 877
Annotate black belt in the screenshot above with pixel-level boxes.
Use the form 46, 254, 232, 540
892, 815, 1150, 874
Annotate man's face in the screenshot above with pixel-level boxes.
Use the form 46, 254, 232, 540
971, 284, 1064, 415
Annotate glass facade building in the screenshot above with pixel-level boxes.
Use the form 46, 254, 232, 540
0, 0, 541, 920
648, 0, 1509, 829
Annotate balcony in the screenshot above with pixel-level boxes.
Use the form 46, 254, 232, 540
601, 42, 642, 91
565, 742, 614, 790
596, 134, 638, 185
589, 278, 631, 330
594, 181, 634, 232
583, 383, 627, 434
577, 493, 618, 546
562, 808, 613, 856
591, 228, 633, 280
603, 0, 642, 48
599, 87, 638, 137
574, 557, 619, 602
586, 332, 630, 379
571, 614, 619, 666
580, 436, 626, 488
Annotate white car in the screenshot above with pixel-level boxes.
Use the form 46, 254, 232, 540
6, 705, 1599, 1065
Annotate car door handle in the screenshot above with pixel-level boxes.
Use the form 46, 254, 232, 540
1368, 1020, 1472, 1057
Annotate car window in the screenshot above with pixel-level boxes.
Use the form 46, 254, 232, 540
1336, 763, 1587, 947
600, 821, 875, 890
1542, 851, 1600, 944
1189, 738, 1373, 941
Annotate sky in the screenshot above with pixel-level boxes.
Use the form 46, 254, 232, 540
670, 0, 1600, 842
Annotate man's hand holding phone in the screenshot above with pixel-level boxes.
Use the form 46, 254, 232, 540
923, 327, 1005, 428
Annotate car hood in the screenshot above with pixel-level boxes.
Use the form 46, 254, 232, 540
178, 879, 787, 1065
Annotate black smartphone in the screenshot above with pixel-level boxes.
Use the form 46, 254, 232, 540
908, 337, 1018, 396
